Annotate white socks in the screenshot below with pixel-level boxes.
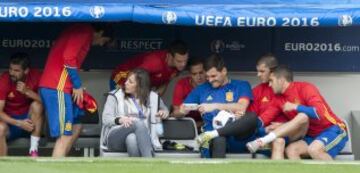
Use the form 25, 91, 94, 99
259, 132, 277, 145
30, 135, 40, 152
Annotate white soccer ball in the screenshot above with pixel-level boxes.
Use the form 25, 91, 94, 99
212, 110, 235, 129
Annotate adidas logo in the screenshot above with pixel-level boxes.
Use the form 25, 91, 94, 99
261, 97, 269, 102
322, 137, 328, 143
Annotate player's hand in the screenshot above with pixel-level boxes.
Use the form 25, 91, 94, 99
18, 119, 34, 132
16, 81, 28, 94
156, 110, 169, 119
179, 104, 190, 115
72, 88, 84, 105
198, 103, 218, 114
234, 111, 245, 118
119, 116, 135, 128
265, 122, 283, 133
283, 102, 298, 112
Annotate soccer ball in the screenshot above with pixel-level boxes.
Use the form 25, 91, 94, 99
212, 110, 235, 129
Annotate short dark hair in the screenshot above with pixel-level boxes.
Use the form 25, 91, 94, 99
10, 52, 30, 70
204, 54, 226, 72
271, 65, 293, 82
256, 53, 278, 70
188, 57, 204, 69
91, 23, 114, 38
167, 40, 189, 57
124, 68, 151, 106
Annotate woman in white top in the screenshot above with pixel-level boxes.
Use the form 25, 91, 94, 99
101, 68, 169, 157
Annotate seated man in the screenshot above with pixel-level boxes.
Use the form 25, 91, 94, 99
0, 52, 43, 157
171, 58, 206, 132
110, 40, 189, 95
247, 66, 348, 160
249, 54, 289, 159
180, 54, 257, 158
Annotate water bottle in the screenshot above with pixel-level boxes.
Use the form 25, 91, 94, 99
155, 117, 164, 136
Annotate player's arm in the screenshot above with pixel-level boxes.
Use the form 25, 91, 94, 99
0, 100, 18, 126
283, 85, 325, 120
155, 84, 168, 96
179, 87, 201, 115
64, 31, 92, 104
171, 105, 184, 118
16, 81, 41, 103
199, 97, 250, 116
258, 100, 282, 127
171, 81, 186, 118
0, 100, 34, 132
63, 32, 90, 90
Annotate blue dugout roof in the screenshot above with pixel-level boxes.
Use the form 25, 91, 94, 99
1, 0, 360, 27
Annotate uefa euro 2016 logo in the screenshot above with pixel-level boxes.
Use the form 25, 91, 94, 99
210, 40, 225, 53
338, 15, 352, 27
162, 11, 177, 24
90, 6, 105, 19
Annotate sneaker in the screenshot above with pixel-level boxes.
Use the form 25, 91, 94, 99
246, 139, 263, 153
29, 150, 39, 158
196, 132, 213, 148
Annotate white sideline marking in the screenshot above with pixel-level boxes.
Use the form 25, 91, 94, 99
301, 161, 360, 165
169, 160, 231, 164
35, 158, 94, 163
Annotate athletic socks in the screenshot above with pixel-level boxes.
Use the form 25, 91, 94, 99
29, 135, 40, 152
258, 132, 277, 145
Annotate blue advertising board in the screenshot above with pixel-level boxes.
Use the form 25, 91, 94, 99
0, 0, 360, 27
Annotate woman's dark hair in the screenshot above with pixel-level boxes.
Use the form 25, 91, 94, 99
124, 68, 151, 106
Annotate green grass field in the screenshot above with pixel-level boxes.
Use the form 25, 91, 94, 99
1, 157, 360, 173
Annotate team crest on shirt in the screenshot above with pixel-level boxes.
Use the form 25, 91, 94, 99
7, 92, 15, 98
65, 122, 72, 131
206, 95, 213, 101
225, 91, 234, 102
261, 97, 269, 103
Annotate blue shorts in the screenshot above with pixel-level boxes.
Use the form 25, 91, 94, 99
303, 125, 348, 158
40, 88, 78, 138
7, 114, 30, 141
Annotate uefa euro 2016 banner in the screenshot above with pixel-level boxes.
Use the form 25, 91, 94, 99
0, 22, 360, 72
1, 0, 360, 27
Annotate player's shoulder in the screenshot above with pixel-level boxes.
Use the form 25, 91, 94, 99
230, 79, 251, 88
194, 82, 212, 91
0, 71, 9, 79
294, 81, 316, 89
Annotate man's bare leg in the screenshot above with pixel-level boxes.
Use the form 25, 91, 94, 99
29, 101, 43, 155
0, 121, 8, 156
52, 135, 73, 157
271, 138, 286, 160
65, 124, 82, 155
308, 140, 333, 160
247, 113, 309, 153
285, 140, 309, 160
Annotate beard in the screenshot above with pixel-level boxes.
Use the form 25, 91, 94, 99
10, 75, 18, 82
